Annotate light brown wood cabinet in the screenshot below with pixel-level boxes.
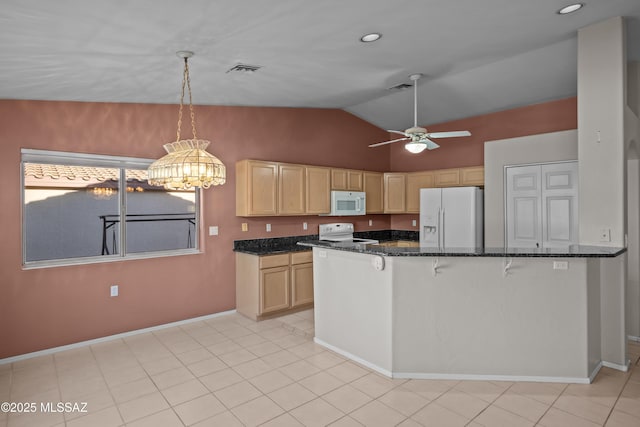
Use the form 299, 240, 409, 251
237, 159, 484, 216
237, 160, 331, 216
305, 166, 331, 214
384, 173, 406, 213
406, 171, 435, 213
434, 169, 461, 187
236, 160, 278, 216
290, 251, 314, 307
363, 172, 384, 213
278, 164, 305, 215
460, 166, 485, 186
236, 251, 313, 320
331, 169, 363, 191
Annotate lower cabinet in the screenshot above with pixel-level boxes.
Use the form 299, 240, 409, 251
236, 250, 313, 320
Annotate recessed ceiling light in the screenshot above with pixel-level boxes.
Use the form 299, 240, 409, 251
557, 3, 584, 14
360, 33, 382, 43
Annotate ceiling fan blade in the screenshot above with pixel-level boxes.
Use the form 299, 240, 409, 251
424, 139, 440, 150
387, 129, 408, 137
369, 137, 409, 148
426, 130, 471, 138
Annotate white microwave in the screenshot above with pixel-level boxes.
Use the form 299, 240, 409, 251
322, 191, 366, 216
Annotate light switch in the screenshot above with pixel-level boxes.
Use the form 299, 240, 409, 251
209, 226, 219, 236
110, 285, 119, 297
303, 222, 308, 230
241, 223, 248, 232
369, 220, 373, 226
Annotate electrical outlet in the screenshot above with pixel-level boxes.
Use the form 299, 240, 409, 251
209, 226, 219, 236
303, 222, 308, 230
110, 285, 119, 297
553, 261, 568, 270
369, 220, 373, 226
412, 220, 417, 227
266, 223, 271, 232
241, 223, 248, 232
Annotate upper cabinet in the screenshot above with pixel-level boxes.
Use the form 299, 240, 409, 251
460, 166, 485, 186
384, 173, 406, 213
236, 160, 278, 216
434, 169, 461, 187
278, 164, 305, 215
237, 160, 330, 216
406, 171, 435, 213
305, 166, 331, 214
363, 172, 384, 214
237, 159, 484, 216
331, 169, 363, 191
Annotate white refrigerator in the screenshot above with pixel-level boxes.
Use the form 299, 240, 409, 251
419, 187, 483, 248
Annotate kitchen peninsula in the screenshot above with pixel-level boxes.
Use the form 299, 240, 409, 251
298, 241, 627, 384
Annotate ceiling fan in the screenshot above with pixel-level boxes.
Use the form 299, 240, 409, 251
369, 74, 471, 154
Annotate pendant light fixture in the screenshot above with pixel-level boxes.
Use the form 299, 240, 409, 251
148, 51, 226, 190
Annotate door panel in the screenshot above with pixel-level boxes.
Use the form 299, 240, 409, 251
506, 165, 541, 248
541, 162, 578, 248
506, 162, 578, 248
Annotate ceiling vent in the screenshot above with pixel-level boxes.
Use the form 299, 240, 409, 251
226, 63, 262, 73
388, 83, 413, 90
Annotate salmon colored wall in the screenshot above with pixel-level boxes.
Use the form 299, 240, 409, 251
0, 100, 390, 358
390, 97, 578, 231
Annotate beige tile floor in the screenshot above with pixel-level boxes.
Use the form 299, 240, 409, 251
1, 309, 639, 427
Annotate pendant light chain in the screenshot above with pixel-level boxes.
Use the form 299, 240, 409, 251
184, 59, 198, 140
147, 51, 226, 190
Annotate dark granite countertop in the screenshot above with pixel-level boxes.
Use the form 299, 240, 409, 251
233, 230, 418, 255
297, 240, 626, 258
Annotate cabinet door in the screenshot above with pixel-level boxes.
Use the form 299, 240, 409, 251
435, 169, 460, 187
291, 263, 314, 307
406, 172, 435, 213
347, 170, 363, 191
260, 266, 290, 314
236, 160, 278, 216
278, 164, 305, 215
384, 173, 406, 213
460, 166, 484, 186
305, 166, 331, 214
363, 172, 384, 213
331, 169, 348, 190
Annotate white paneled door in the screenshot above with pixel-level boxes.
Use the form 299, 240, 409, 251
506, 162, 578, 248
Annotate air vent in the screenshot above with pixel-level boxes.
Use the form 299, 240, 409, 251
388, 83, 412, 90
226, 63, 262, 73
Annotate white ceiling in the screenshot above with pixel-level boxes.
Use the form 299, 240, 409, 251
1, 0, 639, 132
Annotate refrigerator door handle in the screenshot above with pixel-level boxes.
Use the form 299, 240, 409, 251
441, 208, 445, 249
438, 207, 442, 248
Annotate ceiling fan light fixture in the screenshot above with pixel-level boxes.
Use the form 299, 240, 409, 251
404, 141, 427, 154
557, 3, 583, 14
360, 33, 382, 42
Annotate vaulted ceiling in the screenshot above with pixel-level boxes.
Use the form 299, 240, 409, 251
1, 0, 639, 132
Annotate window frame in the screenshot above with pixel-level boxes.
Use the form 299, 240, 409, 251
21, 148, 201, 269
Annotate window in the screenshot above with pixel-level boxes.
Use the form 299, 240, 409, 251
22, 149, 199, 268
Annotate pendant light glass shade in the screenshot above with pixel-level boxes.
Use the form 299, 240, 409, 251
148, 140, 226, 190
148, 51, 226, 190
404, 141, 427, 154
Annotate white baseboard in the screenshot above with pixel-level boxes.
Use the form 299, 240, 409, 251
602, 360, 631, 372
628, 335, 640, 343
0, 309, 237, 365
314, 337, 596, 384
313, 337, 393, 378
